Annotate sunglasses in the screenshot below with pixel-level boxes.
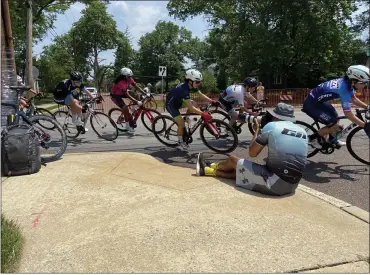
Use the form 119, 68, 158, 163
357, 81, 367, 84
193, 81, 201, 84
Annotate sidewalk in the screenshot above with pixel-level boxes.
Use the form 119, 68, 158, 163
2, 152, 369, 273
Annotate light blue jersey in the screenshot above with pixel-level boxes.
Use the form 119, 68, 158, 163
256, 121, 308, 184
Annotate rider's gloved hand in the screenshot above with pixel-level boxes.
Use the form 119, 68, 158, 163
211, 100, 220, 107
201, 112, 213, 121
364, 121, 370, 138
137, 101, 143, 106
146, 93, 151, 98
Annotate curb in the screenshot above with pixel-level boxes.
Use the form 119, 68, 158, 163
298, 185, 369, 223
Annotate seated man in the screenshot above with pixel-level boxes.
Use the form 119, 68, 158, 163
165, 68, 217, 150
196, 102, 308, 196
53, 71, 97, 132
219, 77, 259, 126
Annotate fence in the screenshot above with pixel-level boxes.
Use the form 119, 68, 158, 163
62, 88, 370, 115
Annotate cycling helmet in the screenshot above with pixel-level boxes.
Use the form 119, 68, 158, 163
70, 71, 82, 81
185, 69, 203, 82
243, 77, 258, 87
120, 67, 133, 76
346, 65, 370, 82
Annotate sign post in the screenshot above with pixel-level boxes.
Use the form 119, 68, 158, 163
158, 66, 167, 93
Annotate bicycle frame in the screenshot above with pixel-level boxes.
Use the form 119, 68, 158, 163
308, 109, 368, 139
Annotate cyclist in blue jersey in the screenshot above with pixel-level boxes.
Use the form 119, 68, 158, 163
302, 65, 370, 148
165, 69, 218, 150
196, 102, 308, 196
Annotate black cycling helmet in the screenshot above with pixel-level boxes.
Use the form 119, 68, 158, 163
70, 71, 82, 81
243, 77, 257, 87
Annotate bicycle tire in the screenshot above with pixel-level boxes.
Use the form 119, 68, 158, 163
346, 126, 370, 165
144, 99, 158, 110
53, 110, 80, 138
141, 108, 161, 132
34, 107, 56, 130
152, 115, 178, 147
108, 107, 127, 132
90, 111, 118, 141
199, 118, 238, 153
294, 120, 320, 158
28, 115, 67, 162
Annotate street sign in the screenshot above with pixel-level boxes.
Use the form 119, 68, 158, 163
32, 66, 39, 80
158, 66, 167, 77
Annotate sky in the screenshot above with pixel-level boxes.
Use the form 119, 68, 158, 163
33, 1, 211, 67
33, 0, 368, 67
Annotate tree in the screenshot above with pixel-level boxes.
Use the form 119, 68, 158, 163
70, 1, 118, 88
137, 21, 202, 79
200, 70, 217, 93
167, 0, 365, 88
113, 29, 136, 76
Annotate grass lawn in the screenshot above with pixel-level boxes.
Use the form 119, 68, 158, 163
1, 215, 24, 273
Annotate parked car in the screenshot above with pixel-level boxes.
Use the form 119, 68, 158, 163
80, 87, 98, 101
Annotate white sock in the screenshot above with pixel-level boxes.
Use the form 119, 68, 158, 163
72, 114, 78, 124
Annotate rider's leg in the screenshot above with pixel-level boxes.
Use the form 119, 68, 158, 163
66, 95, 82, 125
229, 110, 239, 126
166, 103, 188, 149
112, 95, 135, 131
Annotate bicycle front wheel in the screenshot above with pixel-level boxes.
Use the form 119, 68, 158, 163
108, 107, 127, 132
90, 111, 118, 141
346, 126, 370, 165
28, 115, 67, 162
200, 119, 238, 153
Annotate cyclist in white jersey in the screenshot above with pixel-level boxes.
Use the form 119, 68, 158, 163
219, 77, 259, 126
196, 102, 308, 196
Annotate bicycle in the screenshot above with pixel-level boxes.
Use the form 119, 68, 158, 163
108, 92, 161, 133
20, 90, 55, 130
2, 86, 67, 163
151, 103, 239, 153
54, 95, 118, 141
295, 108, 370, 165
216, 99, 267, 135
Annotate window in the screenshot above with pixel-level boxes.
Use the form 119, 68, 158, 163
274, 74, 282, 85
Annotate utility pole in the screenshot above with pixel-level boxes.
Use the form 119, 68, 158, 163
1, 0, 16, 71
25, 0, 33, 98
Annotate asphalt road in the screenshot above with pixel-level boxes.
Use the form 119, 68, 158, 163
60, 108, 369, 211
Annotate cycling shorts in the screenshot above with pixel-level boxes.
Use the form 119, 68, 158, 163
303, 96, 338, 126
111, 93, 128, 108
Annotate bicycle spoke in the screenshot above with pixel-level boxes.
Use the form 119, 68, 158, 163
90, 112, 118, 141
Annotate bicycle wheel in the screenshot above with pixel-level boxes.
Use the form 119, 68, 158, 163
141, 108, 161, 132
200, 119, 238, 153
54, 111, 80, 138
34, 107, 55, 130
108, 107, 127, 132
152, 115, 179, 147
346, 126, 370, 165
209, 110, 230, 121
294, 120, 321, 158
90, 111, 118, 141
144, 99, 158, 110
28, 115, 67, 163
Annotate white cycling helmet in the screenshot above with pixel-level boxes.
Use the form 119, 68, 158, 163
120, 67, 133, 76
185, 69, 203, 82
346, 65, 370, 82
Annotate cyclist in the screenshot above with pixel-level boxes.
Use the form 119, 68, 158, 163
219, 77, 259, 127
53, 71, 97, 132
302, 64, 370, 148
165, 68, 217, 150
110, 67, 145, 133
143, 83, 152, 93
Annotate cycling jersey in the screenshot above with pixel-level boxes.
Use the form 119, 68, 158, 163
256, 121, 308, 184
165, 82, 200, 118
53, 79, 87, 105
308, 78, 355, 111
220, 84, 244, 106
111, 77, 136, 96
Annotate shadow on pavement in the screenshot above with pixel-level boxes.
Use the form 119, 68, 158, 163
302, 160, 370, 183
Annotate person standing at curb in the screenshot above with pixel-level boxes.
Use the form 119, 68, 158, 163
196, 102, 309, 196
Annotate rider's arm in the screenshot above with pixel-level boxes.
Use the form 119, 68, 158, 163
341, 90, 366, 128
245, 92, 258, 104
81, 86, 94, 100
351, 95, 368, 109
185, 100, 203, 115
197, 91, 214, 102
240, 100, 258, 115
